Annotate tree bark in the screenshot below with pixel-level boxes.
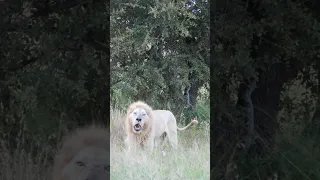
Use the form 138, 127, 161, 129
236, 61, 302, 155
251, 63, 297, 152
183, 70, 201, 125
236, 78, 256, 150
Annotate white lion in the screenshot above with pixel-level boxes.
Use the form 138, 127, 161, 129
52, 125, 109, 180
124, 101, 198, 153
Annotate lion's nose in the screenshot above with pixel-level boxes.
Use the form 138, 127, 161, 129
136, 118, 141, 122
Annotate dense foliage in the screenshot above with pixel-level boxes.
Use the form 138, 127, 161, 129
110, 0, 210, 119
212, 0, 320, 179
0, 0, 109, 154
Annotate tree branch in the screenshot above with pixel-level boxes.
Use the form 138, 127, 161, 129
244, 79, 257, 139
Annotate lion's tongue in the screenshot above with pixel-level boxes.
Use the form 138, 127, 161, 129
134, 124, 141, 130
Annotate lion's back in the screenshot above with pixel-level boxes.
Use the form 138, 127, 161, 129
152, 110, 175, 122
152, 110, 177, 135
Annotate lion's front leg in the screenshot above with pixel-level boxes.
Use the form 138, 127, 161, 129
146, 137, 154, 152
125, 135, 138, 154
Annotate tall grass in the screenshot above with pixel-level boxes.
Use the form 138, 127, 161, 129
0, 140, 52, 180
1, 110, 318, 180
110, 108, 210, 180
232, 134, 320, 180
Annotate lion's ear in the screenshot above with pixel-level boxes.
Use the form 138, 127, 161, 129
127, 107, 134, 115
54, 152, 73, 170
63, 156, 73, 165
127, 104, 136, 115
147, 106, 153, 114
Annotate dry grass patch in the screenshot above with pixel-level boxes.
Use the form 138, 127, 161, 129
110, 108, 210, 180
0, 141, 52, 180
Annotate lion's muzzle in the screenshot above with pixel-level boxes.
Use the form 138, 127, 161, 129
133, 123, 142, 132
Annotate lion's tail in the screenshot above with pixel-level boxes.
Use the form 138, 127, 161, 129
177, 118, 198, 131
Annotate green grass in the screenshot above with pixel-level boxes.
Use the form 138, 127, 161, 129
110, 108, 210, 180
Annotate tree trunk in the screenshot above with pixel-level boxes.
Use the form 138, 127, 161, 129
236, 62, 302, 155
184, 71, 201, 125
250, 63, 290, 152
236, 78, 256, 150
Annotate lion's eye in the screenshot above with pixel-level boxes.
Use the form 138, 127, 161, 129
75, 161, 85, 167
133, 112, 137, 115
142, 114, 146, 116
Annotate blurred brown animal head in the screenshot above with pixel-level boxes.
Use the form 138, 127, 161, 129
52, 126, 109, 180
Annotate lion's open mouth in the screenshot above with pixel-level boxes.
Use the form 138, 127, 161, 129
134, 124, 142, 131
